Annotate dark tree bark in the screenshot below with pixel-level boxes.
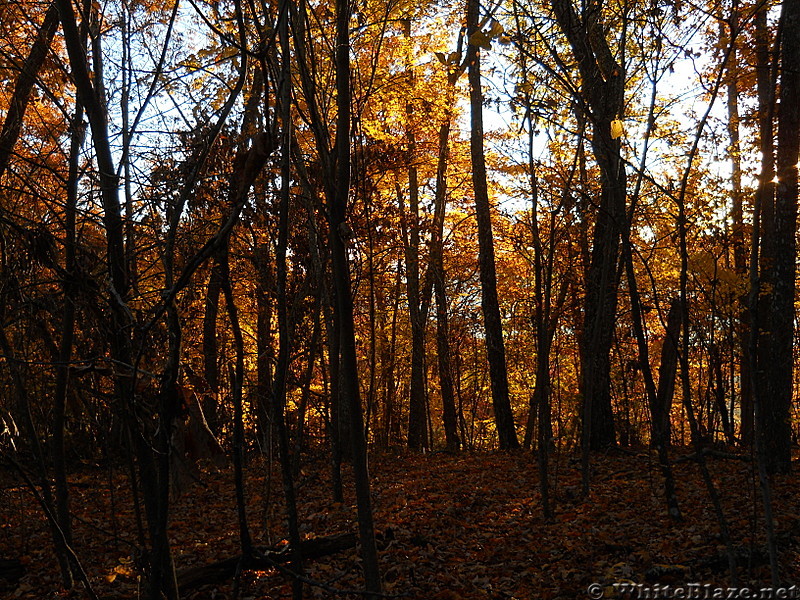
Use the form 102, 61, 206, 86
747, 5, 777, 450
222, 257, 253, 556
56, 0, 147, 592
649, 297, 682, 519
759, 0, 800, 474
399, 18, 432, 451
254, 241, 274, 448
203, 254, 225, 396
270, 11, 304, 595
51, 106, 86, 587
721, 2, 750, 446
655, 299, 680, 442
431, 117, 460, 452
380, 265, 402, 447
363, 194, 380, 444
746, 6, 782, 583
466, 0, 519, 450
0, 325, 74, 588
293, 307, 321, 475
316, 234, 345, 501
51, 0, 92, 573
550, 0, 627, 458
316, 0, 383, 592
399, 175, 430, 450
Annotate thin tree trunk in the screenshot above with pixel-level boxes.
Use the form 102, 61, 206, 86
320, 271, 344, 501
52, 21, 91, 570
150, 303, 182, 600
0, 326, 74, 587
364, 201, 379, 443
51, 104, 86, 588
222, 258, 253, 555
429, 76, 461, 451
709, 344, 734, 444
331, 0, 381, 592
293, 309, 321, 476
747, 5, 782, 586
751, 0, 777, 450
722, 2, 749, 446
255, 241, 274, 450
271, 12, 304, 593
380, 264, 402, 448
401, 17, 430, 451
673, 40, 739, 580
466, 0, 519, 450
399, 178, 429, 451
203, 256, 224, 396
623, 62, 680, 518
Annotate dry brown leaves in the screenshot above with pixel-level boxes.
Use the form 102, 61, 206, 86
1, 448, 799, 599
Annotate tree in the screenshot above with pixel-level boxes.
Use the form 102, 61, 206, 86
757, 0, 800, 473
466, 0, 519, 450
550, 0, 626, 459
291, 0, 382, 591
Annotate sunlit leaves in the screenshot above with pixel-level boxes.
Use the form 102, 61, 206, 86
468, 17, 505, 50
610, 118, 624, 139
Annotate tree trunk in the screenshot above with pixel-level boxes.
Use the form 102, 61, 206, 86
321, 261, 345, 500
51, 105, 86, 587
329, 0, 382, 592
750, 0, 776, 450
271, 15, 304, 593
380, 265, 402, 448
722, 2, 749, 446
399, 179, 429, 451
255, 241, 274, 449
550, 0, 627, 457
760, 0, 800, 473
203, 254, 224, 396
466, 0, 519, 450
400, 18, 431, 451
429, 81, 461, 452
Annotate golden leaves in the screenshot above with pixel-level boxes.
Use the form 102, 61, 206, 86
468, 18, 506, 51
610, 118, 624, 139
434, 51, 461, 66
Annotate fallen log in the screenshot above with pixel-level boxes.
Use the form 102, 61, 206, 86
177, 532, 357, 592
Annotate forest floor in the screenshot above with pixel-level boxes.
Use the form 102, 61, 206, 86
1, 448, 799, 599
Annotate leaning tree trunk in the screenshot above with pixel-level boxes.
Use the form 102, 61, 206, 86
0, 2, 60, 178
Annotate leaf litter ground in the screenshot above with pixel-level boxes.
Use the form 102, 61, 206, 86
2, 449, 799, 599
